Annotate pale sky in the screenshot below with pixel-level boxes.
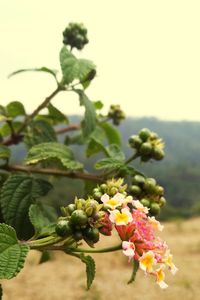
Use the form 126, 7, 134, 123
1, 0, 200, 121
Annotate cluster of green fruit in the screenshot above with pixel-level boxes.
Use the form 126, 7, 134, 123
55, 198, 105, 246
108, 104, 125, 125
92, 178, 127, 201
63, 22, 88, 50
129, 128, 165, 162
129, 174, 166, 215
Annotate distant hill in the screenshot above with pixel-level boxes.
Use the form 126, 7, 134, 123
10, 117, 200, 217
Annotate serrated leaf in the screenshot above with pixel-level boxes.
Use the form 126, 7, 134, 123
128, 260, 139, 284
0, 122, 22, 137
48, 103, 69, 125
77, 91, 96, 137
100, 122, 121, 146
86, 127, 106, 157
0, 175, 53, 240
81, 254, 96, 290
0, 223, 29, 279
6, 101, 26, 118
106, 144, 125, 161
8, 67, 58, 81
24, 120, 57, 148
60, 47, 96, 87
0, 145, 11, 160
29, 203, 57, 238
26, 142, 83, 170
95, 158, 124, 171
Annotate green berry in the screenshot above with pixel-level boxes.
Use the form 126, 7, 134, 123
73, 230, 83, 241
130, 185, 142, 196
141, 155, 151, 162
159, 197, 166, 207
144, 178, 157, 193
110, 187, 118, 196
150, 203, 160, 215
55, 220, 73, 237
140, 198, 151, 207
83, 227, 100, 243
68, 204, 76, 215
132, 175, 145, 186
129, 135, 142, 148
93, 192, 103, 200
140, 142, 153, 155
139, 128, 151, 142
71, 210, 88, 226
152, 147, 165, 160
100, 184, 107, 192
156, 186, 164, 196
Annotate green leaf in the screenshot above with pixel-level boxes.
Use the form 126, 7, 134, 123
0, 223, 29, 279
6, 101, 26, 118
128, 260, 139, 284
39, 250, 52, 264
48, 103, 69, 125
0, 145, 11, 160
26, 142, 83, 170
0, 122, 22, 137
0, 175, 53, 240
8, 67, 58, 81
81, 254, 96, 290
100, 122, 121, 146
60, 47, 96, 87
93, 100, 103, 110
24, 120, 57, 148
95, 158, 124, 171
86, 127, 106, 157
106, 144, 125, 161
78, 91, 96, 137
29, 203, 57, 238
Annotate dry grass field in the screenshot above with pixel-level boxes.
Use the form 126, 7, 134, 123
1, 217, 200, 300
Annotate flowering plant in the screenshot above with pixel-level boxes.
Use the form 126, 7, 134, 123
0, 23, 177, 297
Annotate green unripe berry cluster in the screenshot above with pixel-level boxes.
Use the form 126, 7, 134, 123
55, 197, 105, 246
129, 128, 165, 162
63, 23, 89, 50
108, 105, 125, 126
129, 174, 166, 216
92, 178, 127, 201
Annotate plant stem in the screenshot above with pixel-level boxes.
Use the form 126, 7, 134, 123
125, 153, 138, 165
2, 86, 62, 146
3, 164, 103, 182
55, 124, 81, 134
68, 243, 122, 253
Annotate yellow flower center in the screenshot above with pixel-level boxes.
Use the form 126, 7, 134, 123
157, 269, 165, 282
107, 199, 119, 207
140, 254, 155, 271
115, 212, 129, 224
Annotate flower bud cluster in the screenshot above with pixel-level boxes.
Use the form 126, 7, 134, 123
129, 174, 166, 216
108, 104, 125, 125
55, 197, 105, 246
129, 128, 165, 162
92, 178, 127, 201
63, 23, 89, 50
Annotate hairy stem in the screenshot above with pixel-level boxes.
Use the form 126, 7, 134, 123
3, 164, 103, 182
68, 243, 122, 253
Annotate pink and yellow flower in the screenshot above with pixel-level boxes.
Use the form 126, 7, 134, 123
164, 253, 178, 275
101, 193, 124, 209
109, 207, 133, 225
155, 268, 168, 289
148, 216, 164, 231
122, 241, 135, 260
132, 200, 149, 214
139, 251, 156, 273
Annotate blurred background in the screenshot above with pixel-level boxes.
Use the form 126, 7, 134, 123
1, 1, 200, 299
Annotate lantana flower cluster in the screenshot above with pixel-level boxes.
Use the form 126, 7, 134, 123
100, 192, 178, 289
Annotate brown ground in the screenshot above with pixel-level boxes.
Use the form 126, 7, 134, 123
1, 218, 200, 300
